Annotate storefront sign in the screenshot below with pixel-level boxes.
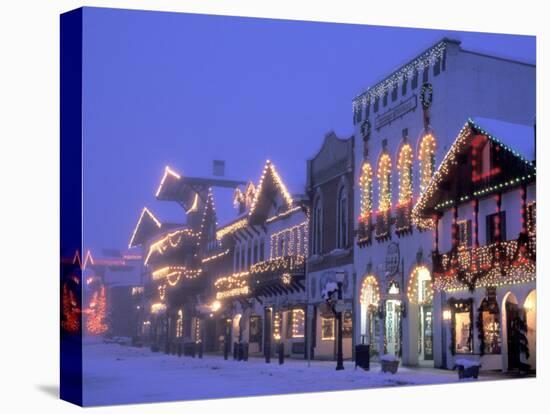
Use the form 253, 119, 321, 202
375, 95, 417, 130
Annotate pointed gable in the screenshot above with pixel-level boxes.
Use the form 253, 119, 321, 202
128, 207, 163, 248
248, 160, 293, 225
413, 118, 536, 229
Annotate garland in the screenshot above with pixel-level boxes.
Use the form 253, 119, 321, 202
420, 83, 433, 109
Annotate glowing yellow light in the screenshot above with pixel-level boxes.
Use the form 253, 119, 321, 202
155, 165, 181, 198
186, 193, 199, 214
398, 143, 413, 205
377, 153, 392, 212
249, 160, 293, 216
359, 162, 373, 219
128, 207, 162, 248
443, 309, 452, 321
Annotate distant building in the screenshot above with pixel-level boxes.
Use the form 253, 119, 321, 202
212, 161, 309, 358
305, 132, 355, 360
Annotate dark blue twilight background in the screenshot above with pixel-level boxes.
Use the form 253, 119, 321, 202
81, 7, 535, 254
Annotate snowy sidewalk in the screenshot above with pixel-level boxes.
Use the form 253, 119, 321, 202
82, 341, 501, 406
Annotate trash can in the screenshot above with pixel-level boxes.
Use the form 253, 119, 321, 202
355, 344, 370, 371
243, 343, 249, 361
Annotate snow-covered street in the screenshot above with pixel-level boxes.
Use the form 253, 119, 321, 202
82, 341, 505, 406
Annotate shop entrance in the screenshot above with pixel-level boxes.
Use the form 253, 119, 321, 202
385, 299, 401, 356
505, 300, 521, 370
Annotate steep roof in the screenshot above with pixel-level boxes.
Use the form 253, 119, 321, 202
412, 118, 536, 228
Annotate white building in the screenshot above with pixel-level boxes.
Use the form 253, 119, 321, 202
351, 38, 535, 368
413, 117, 536, 372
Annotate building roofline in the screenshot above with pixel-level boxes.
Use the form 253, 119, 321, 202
352, 37, 460, 104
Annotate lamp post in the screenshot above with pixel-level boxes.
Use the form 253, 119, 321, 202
335, 271, 345, 371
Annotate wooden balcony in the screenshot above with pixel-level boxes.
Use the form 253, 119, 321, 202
375, 211, 392, 242
432, 233, 536, 292
395, 203, 412, 237
356, 216, 372, 247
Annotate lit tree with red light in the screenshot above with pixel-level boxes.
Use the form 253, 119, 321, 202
61, 283, 80, 334
86, 285, 108, 335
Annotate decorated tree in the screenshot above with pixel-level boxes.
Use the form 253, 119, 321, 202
86, 285, 108, 335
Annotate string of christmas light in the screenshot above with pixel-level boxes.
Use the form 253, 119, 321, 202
86, 285, 107, 335
360, 275, 380, 307
273, 312, 281, 341
128, 207, 162, 248
151, 266, 203, 281
144, 228, 199, 266
61, 283, 80, 334
406, 265, 433, 304
176, 309, 183, 338
249, 255, 306, 275
398, 144, 413, 205
269, 222, 308, 258
155, 165, 181, 197
201, 249, 230, 263
418, 133, 436, 194
248, 160, 293, 216
216, 217, 247, 240
151, 303, 167, 314
265, 206, 302, 223
377, 153, 392, 212
412, 119, 536, 229
433, 235, 536, 292
359, 162, 373, 220
353, 41, 447, 109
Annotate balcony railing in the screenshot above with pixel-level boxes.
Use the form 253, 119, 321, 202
432, 233, 536, 292
375, 211, 391, 241
249, 255, 305, 276
356, 216, 372, 246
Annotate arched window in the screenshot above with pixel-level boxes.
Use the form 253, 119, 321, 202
337, 184, 348, 248
359, 162, 373, 220
397, 144, 413, 206
418, 133, 436, 193
377, 153, 392, 212
312, 195, 323, 255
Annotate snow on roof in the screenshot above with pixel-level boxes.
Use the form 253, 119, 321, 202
470, 117, 535, 163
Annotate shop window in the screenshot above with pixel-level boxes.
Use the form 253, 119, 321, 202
457, 219, 472, 248
449, 298, 473, 354
289, 309, 305, 338
249, 315, 263, 344
321, 316, 335, 340
482, 311, 501, 354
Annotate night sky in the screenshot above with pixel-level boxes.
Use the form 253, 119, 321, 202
81, 7, 535, 255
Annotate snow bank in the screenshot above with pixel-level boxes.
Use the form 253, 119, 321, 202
381, 354, 399, 362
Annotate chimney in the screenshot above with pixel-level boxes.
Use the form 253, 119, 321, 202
213, 160, 225, 177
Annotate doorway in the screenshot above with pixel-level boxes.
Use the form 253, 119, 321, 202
385, 299, 401, 356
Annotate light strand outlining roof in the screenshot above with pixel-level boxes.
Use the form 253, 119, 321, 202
144, 228, 198, 266
128, 207, 162, 248
412, 118, 536, 229
248, 160, 294, 216
353, 40, 447, 109
155, 166, 181, 198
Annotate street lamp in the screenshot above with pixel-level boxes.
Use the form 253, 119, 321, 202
335, 271, 345, 371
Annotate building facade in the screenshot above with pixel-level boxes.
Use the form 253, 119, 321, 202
306, 132, 355, 360
413, 118, 536, 371
351, 38, 535, 367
